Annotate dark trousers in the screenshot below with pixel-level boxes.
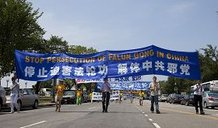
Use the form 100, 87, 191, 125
194, 95, 203, 113
102, 92, 110, 112
150, 95, 159, 112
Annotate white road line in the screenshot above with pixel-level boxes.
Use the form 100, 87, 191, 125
148, 118, 153, 122
142, 112, 145, 114
144, 114, 148, 117
153, 123, 161, 128
20, 121, 47, 128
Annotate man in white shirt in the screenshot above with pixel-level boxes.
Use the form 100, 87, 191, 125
149, 76, 160, 114
194, 82, 205, 114
101, 77, 111, 113
10, 75, 20, 113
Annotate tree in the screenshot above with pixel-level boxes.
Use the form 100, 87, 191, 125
43, 35, 68, 53
199, 44, 218, 82
67, 45, 97, 54
0, 0, 45, 77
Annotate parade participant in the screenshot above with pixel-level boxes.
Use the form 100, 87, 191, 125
119, 91, 123, 104
10, 75, 20, 113
76, 88, 82, 105
129, 91, 134, 103
55, 80, 65, 112
101, 77, 111, 113
149, 76, 160, 114
194, 82, 205, 115
139, 90, 144, 106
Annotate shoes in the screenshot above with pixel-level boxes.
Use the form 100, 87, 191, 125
10, 111, 14, 114
200, 111, 205, 115
156, 110, 160, 114
196, 111, 199, 114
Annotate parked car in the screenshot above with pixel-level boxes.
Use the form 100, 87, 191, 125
168, 93, 183, 104
5, 88, 39, 110
180, 93, 195, 106
0, 86, 6, 111
203, 91, 218, 109
39, 88, 51, 97
61, 90, 76, 104
159, 94, 168, 102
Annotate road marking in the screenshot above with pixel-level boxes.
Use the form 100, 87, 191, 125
20, 121, 46, 128
148, 118, 153, 122
144, 114, 148, 117
153, 123, 161, 128
142, 112, 145, 114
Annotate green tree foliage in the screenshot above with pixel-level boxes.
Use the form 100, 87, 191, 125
0, 0, 44, 77
43, 35, 68, 53
68, 45, 97, 54
199, 45, 218, 82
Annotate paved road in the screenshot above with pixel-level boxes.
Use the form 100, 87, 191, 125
0, 100, 218, 128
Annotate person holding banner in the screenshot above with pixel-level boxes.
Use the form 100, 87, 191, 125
76, 88, 82, 105
101, 77, 111, 113
139, 90, 144, 106
193, 82, 205, 115
55, 80, 65, 112
149, 76, 160, 114
10, 75, 20, 113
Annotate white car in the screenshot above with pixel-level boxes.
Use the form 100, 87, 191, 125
0, 86, 6, 111
203, 91, 218, 109
6, 88, 39, 110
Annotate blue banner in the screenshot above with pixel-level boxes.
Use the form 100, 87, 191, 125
15, 45, 201, 81
97, 81, 151, 91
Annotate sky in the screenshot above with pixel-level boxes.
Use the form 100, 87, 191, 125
1, 0, 218, 88
28, 0, 218, 52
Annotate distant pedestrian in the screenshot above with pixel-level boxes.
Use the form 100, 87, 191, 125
149, 76, 160, 114
55, 80, 65, 112
119, 91, 123, 104
101, 77, 111, 113
139, 90, 144, 106
10, 75, 20, 113
194, 82, 205, 115
76, 88, 82, 105
129, 91, 134, 103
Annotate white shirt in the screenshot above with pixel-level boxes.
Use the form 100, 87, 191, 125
10, 81, 19, 95
194, 85, 203, 95
149, 82, 160, 96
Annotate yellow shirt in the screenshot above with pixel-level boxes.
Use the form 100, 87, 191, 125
139, 92, 145, 97
77, 90, 82, 97
56, 84, 65, 97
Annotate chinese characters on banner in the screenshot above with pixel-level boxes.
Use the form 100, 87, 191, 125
15, 45, 201, 81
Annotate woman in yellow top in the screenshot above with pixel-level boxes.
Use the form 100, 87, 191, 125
76, 89, 82, 105
55, 80, 65, 112
139, 90, 145, 106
